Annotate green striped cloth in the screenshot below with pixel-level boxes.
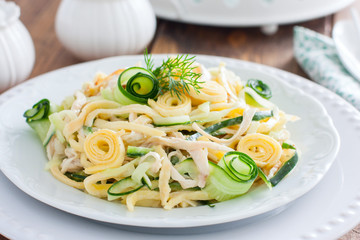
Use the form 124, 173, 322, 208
294, 26, 360, 111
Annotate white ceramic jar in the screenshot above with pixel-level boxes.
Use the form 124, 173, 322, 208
0, 1, 35, 93
55, 0, 157, 61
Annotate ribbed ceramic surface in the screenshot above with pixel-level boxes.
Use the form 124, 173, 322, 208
0, 2, 35, 92
55, 0, 156, 60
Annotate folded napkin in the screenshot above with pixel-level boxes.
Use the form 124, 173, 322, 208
294, 26, 360, 111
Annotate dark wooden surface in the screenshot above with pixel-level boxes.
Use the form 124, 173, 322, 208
1, 0, 359, 239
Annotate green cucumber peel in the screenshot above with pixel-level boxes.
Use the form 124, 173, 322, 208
126, 146, 153, 157
23, 98, 50, 122
270, 151, 298, 187
282, 142, 296, 150
65, 172, 89, 182
24, 99, 53, 145
107, 176, 145, 200
246, 79, 272, 99
187, 110, 273, 141
117, 67, 159, 104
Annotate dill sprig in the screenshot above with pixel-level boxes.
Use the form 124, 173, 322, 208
144, 49, 154, 72
144, 51, 203, 99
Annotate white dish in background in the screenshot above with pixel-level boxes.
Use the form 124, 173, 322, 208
333, 19, 360, 82
149, 0, 354, 27
0, 1, 35, 93
0, 55, 339, 229
2, 56, 360, 240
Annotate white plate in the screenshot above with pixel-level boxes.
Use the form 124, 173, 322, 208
333, 19, 360, 82
0, 55, 339, 229
1, 56, 360, 240
149, 0, 354, 27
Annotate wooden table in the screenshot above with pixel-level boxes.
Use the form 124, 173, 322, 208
1, 0, 359, 239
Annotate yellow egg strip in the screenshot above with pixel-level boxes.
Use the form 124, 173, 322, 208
83, 161, 136, 198
48, 158, 84, 190
237, 133, 282, 169
164, 191, 210, 210
63, 100, 120, 140
155, 125, 194, 133
94, 119, 166, 137
126, 190, 161, 211
148, 92, 191, 117
155, 145, 171, 206
84, 129, 125, 174
84, 104, 159, 127
188, 80, 227, 104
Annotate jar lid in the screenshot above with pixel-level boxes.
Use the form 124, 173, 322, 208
0, 1, 20, 28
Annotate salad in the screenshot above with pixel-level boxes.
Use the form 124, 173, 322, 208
23, 52, 298, 211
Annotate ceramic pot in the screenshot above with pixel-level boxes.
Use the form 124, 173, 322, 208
55, 0, 157, 61
0, 1, 35, 92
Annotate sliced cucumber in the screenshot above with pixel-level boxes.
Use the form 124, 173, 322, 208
204, 163, 251, 201
107, 176, 144, 201
244, 87, 274, 109
119, 67, 154, 85
153, 115, 192, 126
23, 99, 50, 121
175, 158, 200, 180
174, 153, 258, 202
100, 88, 115, 101
258, 168, 272, 189
169, 182, 200, 191
131, 162, 152, 185
187, 110, 273, 141
65, 171, 89, 182
117, 67, 158, 104
218, 151, 257, 181
113, 85, 138, 105
282, 142, 296, 150
28, 119, 53, 146
246, 79, 272, 99
24, 99, 53, 146
270, 151, 298, 187
126, 146, 152, 157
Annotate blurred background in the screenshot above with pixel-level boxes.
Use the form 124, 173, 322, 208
10, 0, 359, 81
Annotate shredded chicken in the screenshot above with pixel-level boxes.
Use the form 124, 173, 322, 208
168, 131, 185, 139
170, 166, 198, 189
168, 150, 187, 162
128, 112, 137, 122
46, 136, 65, 160
150, 137, 232, 188
138, 152, 162, 173
187, 148, 209, 188
71, 91, 87, 114
122, 131, 146, 146
133, 115, 153, 126
106, 75, 118, 89
61, 148, 83, 173
219, 65, 239, 102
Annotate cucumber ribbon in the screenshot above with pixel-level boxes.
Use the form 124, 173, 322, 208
203, 151, 259, 201
23, 99, 52, 143
246, 79, 272, 99
23, 98, 50, 122
117, 67, 159, 104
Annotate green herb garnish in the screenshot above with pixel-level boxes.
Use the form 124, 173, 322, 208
144, 50, 204, 100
